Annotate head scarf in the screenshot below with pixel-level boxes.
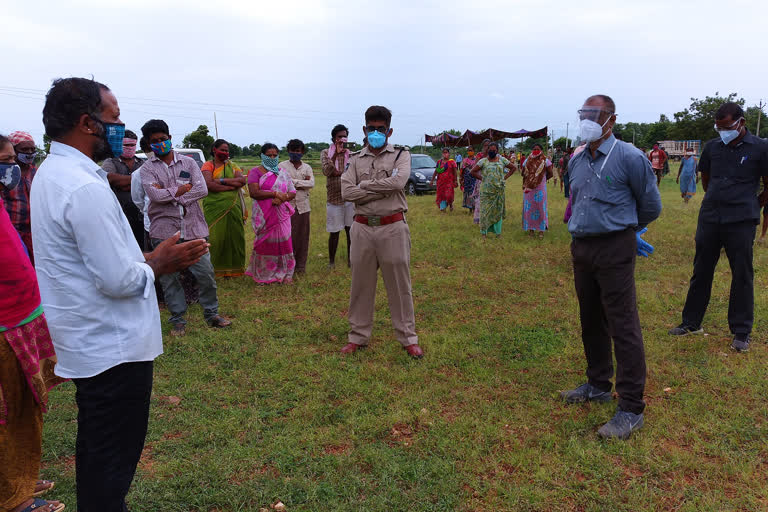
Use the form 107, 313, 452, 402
8, 131, 35, 147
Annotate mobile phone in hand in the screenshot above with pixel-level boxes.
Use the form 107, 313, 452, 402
343, 142, 355, 150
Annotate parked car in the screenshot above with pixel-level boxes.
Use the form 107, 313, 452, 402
136, 148, 206, 169
406, 154, 437, 195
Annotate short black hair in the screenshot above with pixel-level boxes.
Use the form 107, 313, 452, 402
488, 142, 499, 150
42, 77, 110, 139
139, 136, 150, 153
331, 124, 348, 140
715, 102, 744, 121
587, 94, 616, 114
0, 134, 10, 152
141, 119, 170, 139
614, 132, 623, 141
532, 143, 543, 150
261, 142, 278, 155
286, 139, 305, 152
125, 129, 137, 140
364, 106, 392, 127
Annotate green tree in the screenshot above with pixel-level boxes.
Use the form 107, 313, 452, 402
182, 125, 215, 159
43, 134, 52, 154
745, 105, 768, 139
640, 115, 672, 148
228, 143, 242, 158
552, 136, 573, 149
667, 92, 741, 142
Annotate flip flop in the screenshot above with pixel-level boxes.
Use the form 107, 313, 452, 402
19, 498, 65, 512
32, 480, 55, 497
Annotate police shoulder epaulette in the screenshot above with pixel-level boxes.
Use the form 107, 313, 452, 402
393, 145, 411, 151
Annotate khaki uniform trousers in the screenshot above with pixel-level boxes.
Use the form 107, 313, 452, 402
348, 220, 418, 347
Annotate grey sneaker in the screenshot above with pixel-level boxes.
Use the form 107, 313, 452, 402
668, 324, 704, 336
561, 383, 613, 404
731, 334, 750, 352
597, 409, 644, 440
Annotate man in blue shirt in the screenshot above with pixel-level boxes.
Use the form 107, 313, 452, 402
669, 102, 768, 352
561, 94, 662, 440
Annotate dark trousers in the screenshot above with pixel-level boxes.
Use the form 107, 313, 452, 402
291, 211, 311, 273
73, 361, 154, 512
572, 229, 646, 414
682, 220, 756, 335
122, 203, 146, 251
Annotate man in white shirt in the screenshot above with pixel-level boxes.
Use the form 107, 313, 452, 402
279, 138, 315, 274
31, 77, 209, 512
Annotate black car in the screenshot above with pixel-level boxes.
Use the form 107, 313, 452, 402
405, 154, 437, 195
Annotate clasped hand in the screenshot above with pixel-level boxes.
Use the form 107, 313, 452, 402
636, 227, 654, 258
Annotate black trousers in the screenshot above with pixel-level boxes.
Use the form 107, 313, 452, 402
682, 220, 756, 335
73, 361, 154, 512
572, 229, 646, 414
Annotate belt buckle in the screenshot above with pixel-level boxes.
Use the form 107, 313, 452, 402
368, 215, 381, 226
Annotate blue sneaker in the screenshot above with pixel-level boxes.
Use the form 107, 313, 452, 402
561, 383, 613, 404
597, 409, 644, 440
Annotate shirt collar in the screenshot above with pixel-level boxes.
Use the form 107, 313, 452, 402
149, 151, 179, 165
360, 144, 394, 157
596, 134, 617, 155
50, 141, 103, 174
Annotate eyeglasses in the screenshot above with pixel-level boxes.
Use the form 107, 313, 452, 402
714, 117, 743, 132
578, 107, 614, 122
366, 125, 388, 134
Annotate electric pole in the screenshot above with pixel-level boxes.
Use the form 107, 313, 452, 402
757, 100, 764, 137
214, 112, 219, 139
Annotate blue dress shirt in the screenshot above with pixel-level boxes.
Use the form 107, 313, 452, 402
568, 135, 662, 237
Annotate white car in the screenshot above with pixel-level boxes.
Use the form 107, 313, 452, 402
136, 148, 206, 169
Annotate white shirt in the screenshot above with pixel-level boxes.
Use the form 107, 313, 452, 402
131, 168, 151, 232
31, 142, 162, 379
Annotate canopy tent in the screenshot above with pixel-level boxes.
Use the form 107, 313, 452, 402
425, 126, 548, 147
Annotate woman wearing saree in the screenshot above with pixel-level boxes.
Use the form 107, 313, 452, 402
676, 148, 698, 203
521, 143, 553, 237
429, 148, 458, 212
460, 146, 477, 213
202, 139, 247, 277
470, 142, 516, 238
245, 143, 297, 285
1, 134, 66, 512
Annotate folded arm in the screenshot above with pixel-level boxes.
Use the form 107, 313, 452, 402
358, 151, 412, 193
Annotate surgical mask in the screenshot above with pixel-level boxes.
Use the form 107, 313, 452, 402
0, 163, 21, 190
16, 152, 35, 165
367, 130, 387, 149
488, 150, 498, 159
150, 139, 173, 156
578, 117, 611, 144
122, 139, 137, 159
716, 119, 743, 145
288, 152, 302, 162
261, 154, 280, 174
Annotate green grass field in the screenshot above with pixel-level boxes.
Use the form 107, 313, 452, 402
39, 169, 768, 511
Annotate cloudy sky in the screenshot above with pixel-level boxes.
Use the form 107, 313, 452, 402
2, 0, 765, 149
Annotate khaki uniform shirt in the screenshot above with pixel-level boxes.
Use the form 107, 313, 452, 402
341, 144, 411, 217
278, 160, 315, 214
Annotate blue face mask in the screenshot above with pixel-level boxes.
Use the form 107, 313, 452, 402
288, 152, 302, 162
0, 163, 21, 190
367, 130, 387, 149
716, 119, 742, 145
261, 154, 280, 174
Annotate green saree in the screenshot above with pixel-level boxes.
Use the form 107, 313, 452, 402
202, 161, 246, 277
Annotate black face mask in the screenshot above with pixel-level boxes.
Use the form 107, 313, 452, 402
488, 150, 498, 159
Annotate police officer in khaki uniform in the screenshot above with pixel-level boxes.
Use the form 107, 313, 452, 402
340, 105, 423, 359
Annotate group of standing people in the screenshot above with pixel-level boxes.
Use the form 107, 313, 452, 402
431, 139, 556, 239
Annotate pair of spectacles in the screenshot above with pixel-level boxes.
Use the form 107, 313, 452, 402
578, 107, 614, 122
366, 125, 388, 134
714, 117, 743, 132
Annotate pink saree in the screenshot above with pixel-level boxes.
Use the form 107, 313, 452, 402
245, 168, 297, 284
